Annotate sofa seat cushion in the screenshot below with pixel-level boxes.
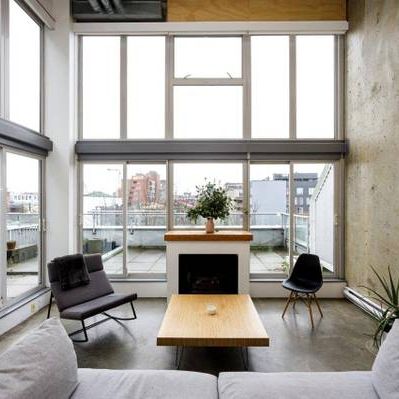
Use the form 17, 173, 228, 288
0, 318, 78, 399
218, 371, 378, 399
60, 293, 137, 320
72, 369, 218, 399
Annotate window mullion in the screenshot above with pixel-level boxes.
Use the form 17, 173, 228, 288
165, 35, 174, 139
120, 36, 127, 139
242, 34, 251, 140
0, 149, 6, 306
243, 158, 250, 230
289, 162, 294, 272
122, 162, 128, 276
289, 35, 296, 140
335, 35, 344, 140
167, 160, 174, 230
0, 0, 10, 120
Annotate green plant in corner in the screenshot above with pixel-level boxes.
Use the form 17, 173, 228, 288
186, 181, 234, 232
361, 266, 399, 348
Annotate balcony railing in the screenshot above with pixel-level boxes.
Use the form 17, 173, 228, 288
5, 211, 310, 251
80, 210, 309, 251
7, 213, 39, 246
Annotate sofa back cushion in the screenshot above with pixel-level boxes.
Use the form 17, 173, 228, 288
372, 319, 399, 399
0, 318, 78, 399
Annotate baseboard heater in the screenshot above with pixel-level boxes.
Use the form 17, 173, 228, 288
343, 287, 382, 318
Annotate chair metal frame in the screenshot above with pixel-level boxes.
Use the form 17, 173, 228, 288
47, 292, 137, 343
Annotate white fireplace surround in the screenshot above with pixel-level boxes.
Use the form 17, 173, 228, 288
165, 231, 252, 298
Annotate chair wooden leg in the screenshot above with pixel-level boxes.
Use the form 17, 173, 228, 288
282, 291, 293, 318
292, 292, 298, 309
306, 294, 314, 328
313, 293, 323, 317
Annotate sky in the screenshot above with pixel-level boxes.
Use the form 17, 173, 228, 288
9, 0, 40, 132
7, 153, 39, 193
82, 35, 335, 141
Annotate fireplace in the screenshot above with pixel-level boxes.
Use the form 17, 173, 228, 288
179, 254, 238, 294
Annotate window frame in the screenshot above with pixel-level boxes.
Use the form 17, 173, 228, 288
76, 29, 346, 281
78, 160, 169, 280
0, 0, 44, 133
78, 158, 344, 280
78, 33, 344, 141
0, 146, 46, 308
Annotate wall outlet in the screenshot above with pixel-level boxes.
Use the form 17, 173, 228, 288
30, 302, 38, 314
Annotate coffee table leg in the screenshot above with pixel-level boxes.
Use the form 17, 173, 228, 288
240, 347, 249, 370
175, 346, 184, 369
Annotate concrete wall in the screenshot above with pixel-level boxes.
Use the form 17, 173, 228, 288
345, 0, 399, 294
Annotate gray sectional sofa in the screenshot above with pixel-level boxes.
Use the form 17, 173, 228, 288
0, 318, 397, 399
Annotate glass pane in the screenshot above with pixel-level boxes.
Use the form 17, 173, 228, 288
82, 164, 123, 274
293, 163, 334, 275
250, 164, 289, 275
251, 36, 289, 138
173, 163, 243, 228
127, 164, 166, 274
175, 37, 241, 78
9, 0, 41, 131
174, 86, 243, 139
82, 37, 120, 139
127, 37, 165, 139
6, 153, 40, 299
296, 36, 335, 138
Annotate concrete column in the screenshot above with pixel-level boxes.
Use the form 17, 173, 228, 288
345, 0, 399, 292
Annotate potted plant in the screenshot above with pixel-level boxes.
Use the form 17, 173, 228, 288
186, 181, 234, 233
7, 240, 16, 250
361, 266, 399, 348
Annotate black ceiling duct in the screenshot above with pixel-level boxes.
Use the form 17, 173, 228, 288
72, 0, 167, 22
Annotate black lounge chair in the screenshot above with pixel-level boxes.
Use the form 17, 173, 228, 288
47, 253, 137, 342
281, 253, 323, 328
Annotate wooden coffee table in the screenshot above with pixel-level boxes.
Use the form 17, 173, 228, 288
157, 294, 269, 369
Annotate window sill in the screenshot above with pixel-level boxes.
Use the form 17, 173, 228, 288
0, 287, 50, 319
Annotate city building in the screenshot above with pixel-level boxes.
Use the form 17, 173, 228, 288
126, 171, 162, 208
274, 173, 318, 214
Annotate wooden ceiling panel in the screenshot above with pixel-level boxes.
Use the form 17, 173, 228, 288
168, 0, 346, 22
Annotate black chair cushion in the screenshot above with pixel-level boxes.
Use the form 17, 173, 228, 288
282, 278, 322, 293
60, 293, 138, 320
51, 270, 114, 312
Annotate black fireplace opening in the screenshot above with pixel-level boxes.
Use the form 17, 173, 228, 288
179, 254, 238, 294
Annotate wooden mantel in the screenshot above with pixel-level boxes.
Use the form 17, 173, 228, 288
164, 230, 253, 242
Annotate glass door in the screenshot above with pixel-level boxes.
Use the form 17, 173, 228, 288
249, 163, 290, 277
5, 151, 42, 301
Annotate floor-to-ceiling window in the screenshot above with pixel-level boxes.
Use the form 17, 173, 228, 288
4, 152, 42, 300
77, 30, 345, 280
0, 1, 46, 309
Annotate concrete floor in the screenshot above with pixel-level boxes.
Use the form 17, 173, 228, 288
0, 298, 377, 376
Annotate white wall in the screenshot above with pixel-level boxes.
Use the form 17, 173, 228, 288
44, 0, 77, 265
